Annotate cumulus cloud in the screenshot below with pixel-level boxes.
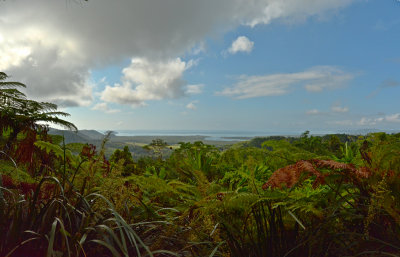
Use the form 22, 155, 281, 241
217, 66, 354, 99
186, 101, 199, 110
228, 36, 254, 54
91, 102, 121, 114
101, 58, 191, 106
0, 26, 93, 106
0, 0, 356, 106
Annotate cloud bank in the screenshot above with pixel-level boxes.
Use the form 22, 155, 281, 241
0, 0, 356, 106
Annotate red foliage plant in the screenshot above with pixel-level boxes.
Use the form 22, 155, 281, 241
101, 155, 111, 176
1, 174, 14, 188
14, 129, 37, 171
1, 174, 55, 199
262, 159, 372, 190
80, 144, 97, 159
13, 127, 55, 176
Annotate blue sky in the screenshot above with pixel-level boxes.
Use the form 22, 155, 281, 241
1, 0, 400, 132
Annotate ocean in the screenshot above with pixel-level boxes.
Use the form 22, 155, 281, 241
101, 130, 313, 141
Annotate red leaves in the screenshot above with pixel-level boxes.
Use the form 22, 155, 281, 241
262, 159, 373, 190
356, 166, 372, 179
1, 174, 14, 188
80, 144, 97, 159
360, 140, 372, 165
216, 192, 225, 201
1, 174, 36, 196
19, 181, 37, 196
14, 129, 37, 167
102, 155, 111, 175
1, 174, 55, 199
262, 160, 325, 190
13, 127, 54, 176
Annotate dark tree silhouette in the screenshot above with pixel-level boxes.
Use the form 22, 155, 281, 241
0, 72, 77, 153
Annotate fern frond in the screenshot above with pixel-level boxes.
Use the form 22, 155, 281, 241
262, 159, 372, 190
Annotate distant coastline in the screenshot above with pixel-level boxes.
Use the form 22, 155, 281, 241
100, 130, 299, 142
49, 128, 400, 146
98, 129, 400, 141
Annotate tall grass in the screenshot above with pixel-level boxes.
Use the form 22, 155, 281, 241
0, 175, 172, 257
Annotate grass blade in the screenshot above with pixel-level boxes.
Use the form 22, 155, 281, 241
46, 219, 58, 257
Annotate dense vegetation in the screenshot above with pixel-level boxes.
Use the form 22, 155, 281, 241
1, 72, 400, 256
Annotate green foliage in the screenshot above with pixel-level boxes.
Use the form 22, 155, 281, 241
245, 136, 289, 148
110, 146, 136, 175
0, 71, 76, 135
4, 127, 400, 256
35, 140, 72, 160
110, 146, 134, 164
0, 160, 34, 183
169, 141, 221, 182
143, 139, 169, 159
0, 176, 160, 257
1, 72, 77, 178
2, 76, 400, 256
262, 139, 317, 170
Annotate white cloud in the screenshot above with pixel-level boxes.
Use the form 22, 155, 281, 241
91, 102, 121, 114
101, 58, 191, 106
358, 113, 400, 126
358, 117, 381, 126
217, 66, 354, 99
331, 105, 349, 113
0, 45, 31, 71
0, 25, 93, 107
385, 113, 400, 123
358, 117, 369, 126
245, 0, 356, 27
186, 101, 199, 110
190, 41, 207, 55
0, 0, 357, 106
228, 36, 254, 54
186, 84, 204, 95
303, 67, 354, 92
99, 77, 107, 84
306, 109, 321, 115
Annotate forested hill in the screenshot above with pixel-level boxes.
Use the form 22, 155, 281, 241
48, 128, 105, 143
